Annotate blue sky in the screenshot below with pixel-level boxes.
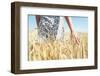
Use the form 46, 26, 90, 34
28, 15, 88, 32
28, 15, 37, 30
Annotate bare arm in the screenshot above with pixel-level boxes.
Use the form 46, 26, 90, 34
64, 16, 80, 44
36, 15, 40, 26
65, 16, 74, 33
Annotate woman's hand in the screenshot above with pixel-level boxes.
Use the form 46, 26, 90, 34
70, 31, 80, 45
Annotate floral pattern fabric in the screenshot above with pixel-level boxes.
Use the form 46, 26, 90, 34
38, 16, 60, 41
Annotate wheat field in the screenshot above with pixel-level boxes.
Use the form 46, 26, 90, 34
28, 29, 88, 61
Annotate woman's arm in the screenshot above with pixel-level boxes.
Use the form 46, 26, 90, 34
65, 16, 74, 33
65, 16, 80, 44
36, 15, 40, 26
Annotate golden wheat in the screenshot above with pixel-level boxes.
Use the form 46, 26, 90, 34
28, 30, 88, 61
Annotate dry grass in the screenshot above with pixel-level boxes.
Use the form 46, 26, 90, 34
28, 30, 88, 61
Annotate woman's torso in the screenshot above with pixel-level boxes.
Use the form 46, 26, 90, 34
38, 15, 64, 41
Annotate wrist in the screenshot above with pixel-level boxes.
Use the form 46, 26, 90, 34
71, 30, 74, 34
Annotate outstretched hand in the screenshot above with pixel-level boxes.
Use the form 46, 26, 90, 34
70, 32, 80, 45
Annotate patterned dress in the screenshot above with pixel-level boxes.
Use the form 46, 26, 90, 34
38, 16, 60, 41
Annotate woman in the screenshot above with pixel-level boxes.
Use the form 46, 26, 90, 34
36, 15, 80, 44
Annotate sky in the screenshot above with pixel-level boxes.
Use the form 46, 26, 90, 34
28, 15, 88, 32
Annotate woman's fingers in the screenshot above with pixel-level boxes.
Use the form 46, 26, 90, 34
71, 32, 80, 45
76, 36, 80, 45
